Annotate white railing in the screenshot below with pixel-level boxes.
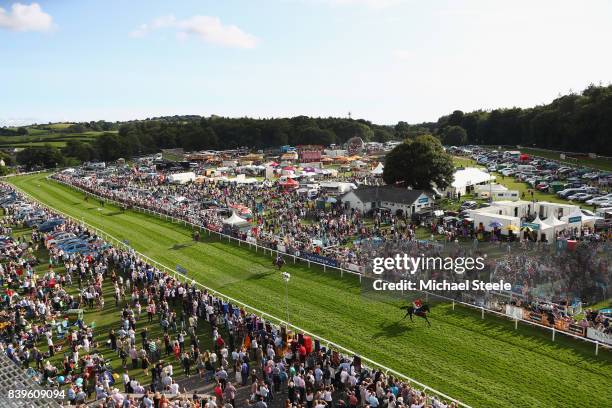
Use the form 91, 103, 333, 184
44, 176, 612, 356
5, 180, 470, 408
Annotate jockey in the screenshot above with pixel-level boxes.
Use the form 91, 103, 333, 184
413, 298, 423, 312
275, 255, 285, 269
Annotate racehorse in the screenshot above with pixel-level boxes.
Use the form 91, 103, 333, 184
273, 256, 285, 270
401, 303, 431, 327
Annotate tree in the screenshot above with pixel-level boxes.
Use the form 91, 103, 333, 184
373, 128, 393, 143
297, 127, 336, 145
383, 135, 454, 189
16, 146, 65, 169
63, 140, 94, 162
441, 125, 468, 146
394, 121, 411, 139
93, 133, 126, 161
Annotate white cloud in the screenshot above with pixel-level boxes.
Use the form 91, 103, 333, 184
130, 14, 258, 48
0, 2, 54, 32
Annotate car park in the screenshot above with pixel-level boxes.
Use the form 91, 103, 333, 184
586, 194, 612, 205
558, 188, 587, 199
569, 193, 592, 202
595, 200, 612, 208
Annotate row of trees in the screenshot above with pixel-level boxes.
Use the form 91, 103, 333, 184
435, 84, 612, 155
86, 116, 428, 161
13, 84, 611, 168
0, 127, 28, 136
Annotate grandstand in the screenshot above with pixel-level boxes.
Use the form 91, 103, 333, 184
0, 354, 62, 408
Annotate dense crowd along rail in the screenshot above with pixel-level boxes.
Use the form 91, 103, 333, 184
39, 174, 610, 355
2, 178, 469, 408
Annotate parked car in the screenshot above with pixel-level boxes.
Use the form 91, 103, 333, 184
558, 188, 586, 199
460, 201, 478, 210
567, 193, 591, 202
586, 194, 612, 205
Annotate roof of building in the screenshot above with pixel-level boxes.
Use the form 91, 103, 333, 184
342, 185, 430, 205
452, 167, 493, 189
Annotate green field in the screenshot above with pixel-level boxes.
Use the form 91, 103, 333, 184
0, 130, 111, 149
6, 173, 612, 407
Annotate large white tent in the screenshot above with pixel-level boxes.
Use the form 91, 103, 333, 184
450, 167, 494, 196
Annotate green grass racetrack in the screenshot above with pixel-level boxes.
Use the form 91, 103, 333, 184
7, 173, 612, 407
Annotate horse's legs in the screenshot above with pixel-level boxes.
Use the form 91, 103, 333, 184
409, 313, 413, 322
425, 316, 431, 327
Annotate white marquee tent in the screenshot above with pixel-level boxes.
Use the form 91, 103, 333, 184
450, 167, 494, 196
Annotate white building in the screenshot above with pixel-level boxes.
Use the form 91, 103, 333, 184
468, 201, 599, 241
474, 184, 520, 201
341, 186, 433, 216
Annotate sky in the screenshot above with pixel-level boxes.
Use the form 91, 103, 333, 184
1, 0, 611, 126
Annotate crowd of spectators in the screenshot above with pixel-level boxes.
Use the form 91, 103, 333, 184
53, 166, 611, 307
0, 184, 461, 408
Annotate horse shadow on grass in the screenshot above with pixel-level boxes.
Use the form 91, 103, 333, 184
169, 242, 195, 251
370, 318, 414, 339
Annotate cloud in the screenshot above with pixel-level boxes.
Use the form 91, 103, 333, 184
0, 2, 54, 32
130, 14, 258, 48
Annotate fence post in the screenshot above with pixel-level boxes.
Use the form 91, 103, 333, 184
452, 300, 455, 310
308, 261, 311, 268
323, 264, 326, 272
552, 327, 555, 342
514, 318, 518, 330
481, 306, 485, 319
595, 341, 599, 356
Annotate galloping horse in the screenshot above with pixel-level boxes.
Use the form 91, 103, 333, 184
273, 256, 285, 270
401, 303, 431, 327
